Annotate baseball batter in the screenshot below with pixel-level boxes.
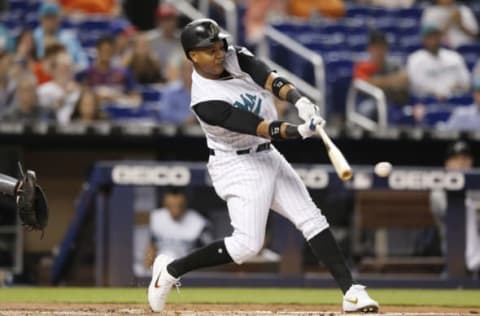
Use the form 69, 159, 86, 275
148, 18, 379, 313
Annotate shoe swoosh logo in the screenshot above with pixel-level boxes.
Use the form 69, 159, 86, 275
346, 297, 358, 304
154, 269, 162, 288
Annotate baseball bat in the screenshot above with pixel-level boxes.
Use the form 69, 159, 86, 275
316, 126, 352, 181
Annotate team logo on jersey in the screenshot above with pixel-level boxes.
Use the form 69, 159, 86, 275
233, 93, 262, 115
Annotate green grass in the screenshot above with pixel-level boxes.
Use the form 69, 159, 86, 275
0, 288, 479, 307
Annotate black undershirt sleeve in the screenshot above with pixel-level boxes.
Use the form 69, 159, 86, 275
193, 100, 263, 136
235, 46, 273, 88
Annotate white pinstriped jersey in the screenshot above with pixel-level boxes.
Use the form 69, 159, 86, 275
190, 46, 278, 152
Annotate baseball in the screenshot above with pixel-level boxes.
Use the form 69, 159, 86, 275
374, 162, 392, 177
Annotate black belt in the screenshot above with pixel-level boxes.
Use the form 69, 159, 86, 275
209, 143, 271, 156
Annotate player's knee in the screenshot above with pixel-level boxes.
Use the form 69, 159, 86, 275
225, 235, 264, 264
298, 212, 329, 240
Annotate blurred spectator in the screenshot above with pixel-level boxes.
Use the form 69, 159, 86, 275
422, 0, 479, 48
473, 60, 480, 80
76, 36, 141, 107
354, 0, 414, 8
0, 24, 14, 53
158, 59, 195, 125
288, 0, 345, 19
442, 78, 480, 130
430, 141, 480, 272
111, 21, 136, 68
145, 187, 213, 266
33, 2, 88, 70
243, 0, 287, 45
407, 25, 470, 100
32, 43, 66, 85
13, 30, 37, 75
126, 36, 165, 84
354, 31, 409, 107
70, 89, 105, 123
37, 51, 81, 122
2, 73, 53, 123
58, 0, 121, 15
0, 52, 16, 113
146, 3, 183, 81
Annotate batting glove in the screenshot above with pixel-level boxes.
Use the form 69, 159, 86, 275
295, 97, 320, 122
297, 115, 325, 139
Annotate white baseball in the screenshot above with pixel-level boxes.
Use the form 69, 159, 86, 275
374, 162, 392, 177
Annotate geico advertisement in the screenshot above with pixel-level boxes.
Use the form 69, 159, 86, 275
111, 165, 466, 190
112, 165, 191, 185
388, 171, 465, 190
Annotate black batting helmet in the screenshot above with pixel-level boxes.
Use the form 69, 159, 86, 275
180, 18, 229, 60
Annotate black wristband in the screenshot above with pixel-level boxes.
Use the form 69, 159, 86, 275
271, 77, 291, 98
285, 124, 301, 139
268, 120, 285, 140
286, 88, 302, 105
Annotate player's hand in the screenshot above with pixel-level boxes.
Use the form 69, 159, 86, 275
297, 115, 325, 139
295, 97, 320, 122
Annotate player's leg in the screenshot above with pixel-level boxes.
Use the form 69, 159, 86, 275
148, 154, 275, 312
270, 149, 378, 312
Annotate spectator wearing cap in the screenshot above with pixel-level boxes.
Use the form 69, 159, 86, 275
407, 25, 470, 101
33, 2, 88, 70
353, 30, 409, 108
442, 78, 480, 130
145, 3, 183, 81
422, 0, 478, 49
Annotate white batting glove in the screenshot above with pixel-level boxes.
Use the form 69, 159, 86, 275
297, 115, 325, 139
295, 97, 320, 122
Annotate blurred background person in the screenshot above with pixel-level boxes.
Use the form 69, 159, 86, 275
407, 25, 470, 100
353, 30, 409, 118
37, 51, 81, 117
69, 89, 105, 123
0, 51, 16, 114
1, 73, 53, 123
33, 2, 88, 70
422, 0, 479, 49
442, 78, 480, 130
146, 3, 183, 81
126, 36, 165, 85
76, 35, 140, 107
157, 58, 195, 126
32, 43, 66, 86
58, 0, 121, 16
144, 187, 213, 267
12, 30, 37, 76
288, 0, 345, 20
111, 21, 136, 68
429, 141, 479, 273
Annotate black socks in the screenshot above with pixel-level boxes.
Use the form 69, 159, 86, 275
308, 228, 354, 294
167, 240, 233, 278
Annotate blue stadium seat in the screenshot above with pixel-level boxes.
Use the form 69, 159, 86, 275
456, 44, 480, 71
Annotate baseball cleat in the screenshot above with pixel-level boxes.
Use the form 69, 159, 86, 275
148, 254, 180, 312
343, 284, 379, 313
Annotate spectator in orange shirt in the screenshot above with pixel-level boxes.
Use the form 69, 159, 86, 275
58, 0, 120, 15
288, 0, 345, 19
32, 43, 66, 85
353, 30, 409, 106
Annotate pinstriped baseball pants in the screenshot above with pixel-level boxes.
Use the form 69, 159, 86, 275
207, 146, 329, 264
